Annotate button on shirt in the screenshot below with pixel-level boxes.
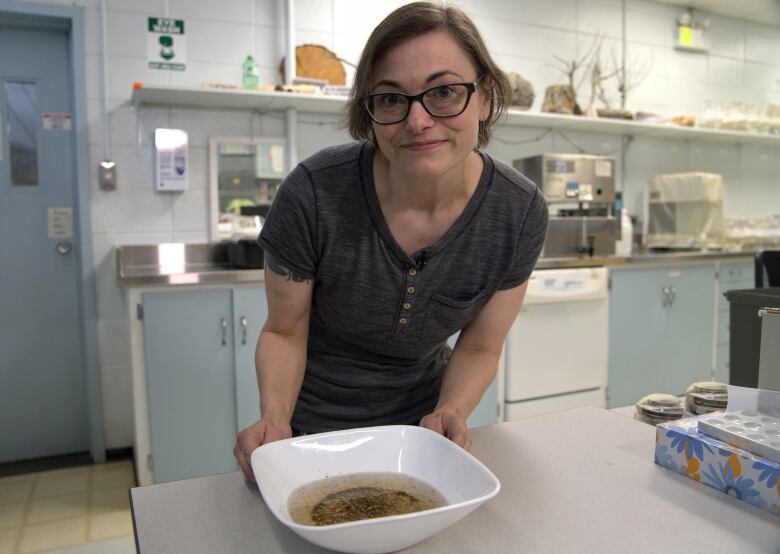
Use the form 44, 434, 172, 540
258, 142, 548, 433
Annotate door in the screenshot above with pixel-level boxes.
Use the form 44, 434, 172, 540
0, 21, 88, 461
661, 266, 715, 395
143, 290, 238, 483
233, 287, 266, 431
607, 268, 668, 407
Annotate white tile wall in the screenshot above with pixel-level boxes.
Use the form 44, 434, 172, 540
463, 0, 579, 32
625, 1, 677, 47
577, 1, 624, 40
91, 189, 174, 234
744, 62, 780, 94
98, 362, 135, 448
171, 190, 209, 233
106, 0, 164, 14
745, 22, 780, 65
18, 0, 777, 448
485, 125, 557, 166
185, 20, 254, 65
169, 0, 256, 24
707, 14, 745, 60
708, 56, 745, 87
296, 0, 334, 32
106, 11, 149, 58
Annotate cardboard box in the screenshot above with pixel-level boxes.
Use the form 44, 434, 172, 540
655, 415, 780, 516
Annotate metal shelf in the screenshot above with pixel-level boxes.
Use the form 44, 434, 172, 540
132, 85, 780, 147
132, 85, 347, 114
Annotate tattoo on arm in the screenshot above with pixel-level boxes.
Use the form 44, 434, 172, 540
264, 252, 312, 283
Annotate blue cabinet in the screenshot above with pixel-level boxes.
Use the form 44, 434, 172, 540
233, 287, 267, 430
608, 265, 715, 408
142, 286, 498, 484
142, 286, 267, 483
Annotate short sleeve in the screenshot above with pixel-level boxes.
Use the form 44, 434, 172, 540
257, 164, 318, 278
498, 187, 548, 290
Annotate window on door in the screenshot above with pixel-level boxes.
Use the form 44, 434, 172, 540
4, 80, 39, 186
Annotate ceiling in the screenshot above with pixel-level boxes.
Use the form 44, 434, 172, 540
654, 0, 780, 27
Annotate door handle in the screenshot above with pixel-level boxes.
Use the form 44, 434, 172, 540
220, 318, 227, 346
240, 316, 248, 345
668, 286, 676, 306
662, 286, 670, 307
56, 241, 72, 255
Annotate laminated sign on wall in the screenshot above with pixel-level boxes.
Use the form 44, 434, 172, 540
147, 17, 186, 71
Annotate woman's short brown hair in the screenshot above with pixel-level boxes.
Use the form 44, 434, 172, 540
345, 1, 511, 149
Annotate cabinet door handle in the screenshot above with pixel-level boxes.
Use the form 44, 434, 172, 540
220, 318, 227, 346
669, 286, 676, 306
240, 316, 248, 345
662, 286, 670, 307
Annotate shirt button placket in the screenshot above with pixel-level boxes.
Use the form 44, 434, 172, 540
400, 266, 418, 328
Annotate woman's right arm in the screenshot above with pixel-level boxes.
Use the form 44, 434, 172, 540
234, 252, 314, 480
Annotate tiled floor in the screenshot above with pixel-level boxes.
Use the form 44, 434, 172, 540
0, 461, 135, 554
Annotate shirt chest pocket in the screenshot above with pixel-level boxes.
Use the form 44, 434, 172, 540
422, 289, 488, 343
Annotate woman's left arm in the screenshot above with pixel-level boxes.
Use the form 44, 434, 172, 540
420, 281, 529, 449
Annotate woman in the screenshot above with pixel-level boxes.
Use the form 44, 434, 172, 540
234, 1, 547, 480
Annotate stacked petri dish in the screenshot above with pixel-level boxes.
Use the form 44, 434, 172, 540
635, 393, 685, 425
684, 381, 728, 415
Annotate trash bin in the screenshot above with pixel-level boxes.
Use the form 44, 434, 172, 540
724, 288, 780, 387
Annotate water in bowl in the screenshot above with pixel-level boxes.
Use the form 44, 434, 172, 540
288, 472, 447, 526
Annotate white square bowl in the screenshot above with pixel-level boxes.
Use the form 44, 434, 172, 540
250, 425, 500, 554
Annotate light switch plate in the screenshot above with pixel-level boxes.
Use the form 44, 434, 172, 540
98, 160, 117, 190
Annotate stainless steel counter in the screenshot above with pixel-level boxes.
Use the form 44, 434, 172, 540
536, 249, 753, 269
116, 243, 264, 286
116, 243, 754, 287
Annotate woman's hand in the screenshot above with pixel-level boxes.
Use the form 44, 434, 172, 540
420, 409, 472, 451
233, 417, 292, 481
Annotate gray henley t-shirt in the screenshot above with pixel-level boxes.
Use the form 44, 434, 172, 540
258, 141, 548, 433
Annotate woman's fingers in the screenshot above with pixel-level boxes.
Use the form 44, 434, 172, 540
421, 411, 472, 450
234, 423, 266, 481
420, 413, 444, 435
442, 413, 471, 450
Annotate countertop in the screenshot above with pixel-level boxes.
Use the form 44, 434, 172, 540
116, 243, 754, 287
129, 407, 780, 553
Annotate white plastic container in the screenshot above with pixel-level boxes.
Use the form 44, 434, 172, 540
615, 209, 633, 256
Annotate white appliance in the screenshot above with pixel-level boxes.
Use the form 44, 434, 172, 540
504, 267, 609, 420
644, 172, 724, 250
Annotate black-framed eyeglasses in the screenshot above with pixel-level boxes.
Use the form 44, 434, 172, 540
363, 78, 483, 125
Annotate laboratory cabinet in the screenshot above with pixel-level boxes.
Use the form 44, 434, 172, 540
133, 284, 496, 485
135, 286, 266, 484
607, 264, 716, 408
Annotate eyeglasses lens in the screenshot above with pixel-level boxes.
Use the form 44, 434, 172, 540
367, 84, 471, 124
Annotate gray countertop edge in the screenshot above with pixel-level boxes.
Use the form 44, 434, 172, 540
117, 250, 754, 288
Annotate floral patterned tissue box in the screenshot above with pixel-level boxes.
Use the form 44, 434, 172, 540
655, 416, 780, 517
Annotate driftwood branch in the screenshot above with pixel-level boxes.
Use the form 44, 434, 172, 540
614, 48, 653, 109
549, 33, 606, 107
586, 42, 621, 113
